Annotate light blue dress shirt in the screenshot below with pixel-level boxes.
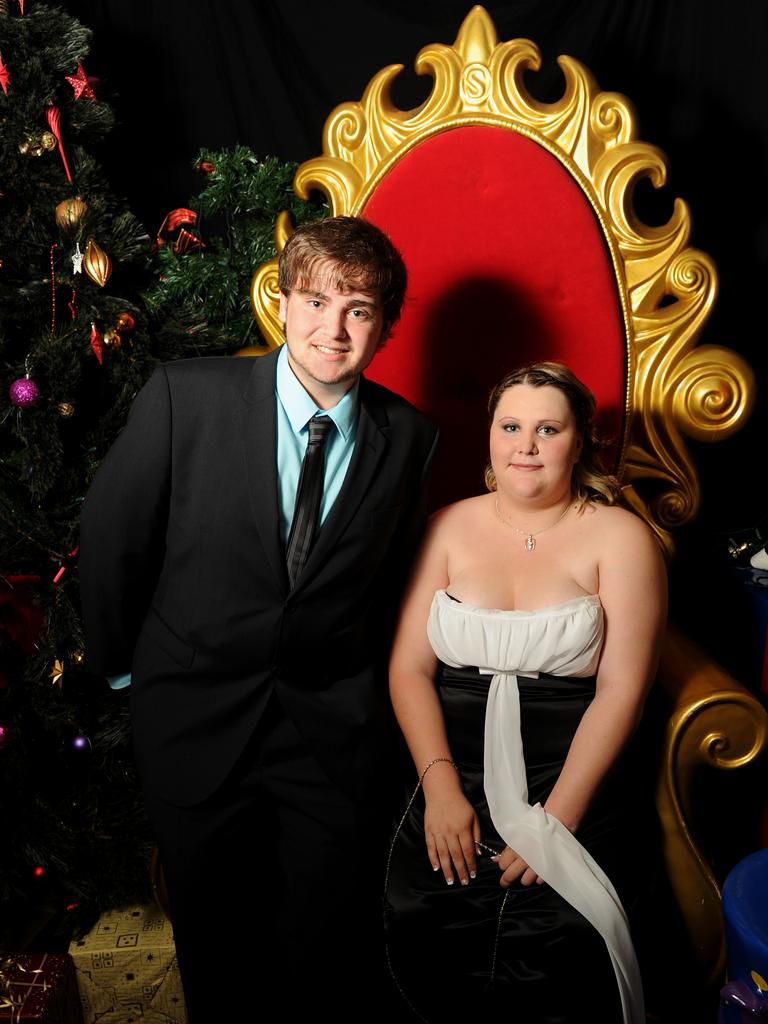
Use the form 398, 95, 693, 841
275, 343, 359, 540
107, 346, 360, 690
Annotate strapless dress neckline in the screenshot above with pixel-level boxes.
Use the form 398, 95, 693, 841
439, 589, 601, 618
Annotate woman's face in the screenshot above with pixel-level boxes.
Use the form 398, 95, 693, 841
489, 384, 582, 501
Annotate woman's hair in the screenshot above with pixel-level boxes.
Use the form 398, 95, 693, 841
484, 360, 621, 506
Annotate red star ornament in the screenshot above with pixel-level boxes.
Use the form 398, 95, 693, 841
65, 62, 97, 101
0, 54, 10, 96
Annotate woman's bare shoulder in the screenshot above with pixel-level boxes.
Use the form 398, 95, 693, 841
580, 502, 662, 554
428, 494, 491, 533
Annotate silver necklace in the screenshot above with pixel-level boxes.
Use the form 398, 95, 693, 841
494, 497, 571, 551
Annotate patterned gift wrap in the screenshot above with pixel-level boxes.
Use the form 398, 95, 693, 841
0, 952, 83, 1022
68, 905, 186, 1024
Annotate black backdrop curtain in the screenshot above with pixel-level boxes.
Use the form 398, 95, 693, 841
61, 0, 768, 679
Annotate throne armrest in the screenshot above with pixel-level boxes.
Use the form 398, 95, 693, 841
655, 623, 768, 987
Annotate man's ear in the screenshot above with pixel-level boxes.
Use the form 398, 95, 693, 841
278, 291, 288, 323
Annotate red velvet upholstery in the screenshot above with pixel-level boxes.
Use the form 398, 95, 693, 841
362, 126, 626, 511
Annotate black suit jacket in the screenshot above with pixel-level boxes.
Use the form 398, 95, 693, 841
79, 349, 438, 806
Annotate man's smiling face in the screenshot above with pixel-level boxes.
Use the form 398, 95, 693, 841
279, 261, 385, 409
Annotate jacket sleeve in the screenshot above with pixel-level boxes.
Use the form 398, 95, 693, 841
78, 366, 172, 676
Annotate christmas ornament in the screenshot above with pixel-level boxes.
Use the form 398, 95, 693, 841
69, 650, 84, 667
19, 136, 43, 157
197, 159, 216, 174
40, 131, 56, 151
52, 546, 79, 584
49, 243, 58, 336
0, 575, 42, 655
153, 207, 199, 253
173, 228, 205, 255
9, 376, 39, 407
65, 62, 97, 100
55, 196, 87, 231
89, 322, 103, 364
103, 327, 121, 349
83, 237, 112, 287
85, 241, 113, 287
71, 733, 91, 752
115, 311, 135, 333
71, 241, 83, 274
0, 53, 10, 96
45, 105, 73, 182
68, 288, 78, 319
50, 658, 65, 688
57, 401, 74, 417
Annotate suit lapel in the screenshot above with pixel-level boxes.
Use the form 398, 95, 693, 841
239, 349, 288, 591
293, 378, 388, 588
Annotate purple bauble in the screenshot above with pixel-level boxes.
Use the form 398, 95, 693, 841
9, 377, 40, 408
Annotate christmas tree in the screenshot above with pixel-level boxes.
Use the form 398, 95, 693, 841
145, 143, 325, 352
0, 0, 322, 949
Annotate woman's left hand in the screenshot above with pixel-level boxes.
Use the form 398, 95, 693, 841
491, 846, 544, 887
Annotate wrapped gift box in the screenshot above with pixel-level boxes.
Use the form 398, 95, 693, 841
0, 952, 83, 1022
68, 905, 186, 1024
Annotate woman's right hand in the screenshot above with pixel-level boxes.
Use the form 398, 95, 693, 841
423, 788, 481, 886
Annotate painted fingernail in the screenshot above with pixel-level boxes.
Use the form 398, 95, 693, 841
446, 877, 454, 886
432, 864, 439, 872
470, 871, 477, 879
461, 877, 468, 886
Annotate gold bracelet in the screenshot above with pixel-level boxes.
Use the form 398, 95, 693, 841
419, 756, 458, 785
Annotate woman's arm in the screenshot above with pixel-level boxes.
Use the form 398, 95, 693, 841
542, 508, 667, 832
389, 508, 481, 886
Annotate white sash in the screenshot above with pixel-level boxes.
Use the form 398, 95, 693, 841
483, 669, 645, 1024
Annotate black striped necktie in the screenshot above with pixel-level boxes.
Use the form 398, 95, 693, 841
286, 414, 334, 586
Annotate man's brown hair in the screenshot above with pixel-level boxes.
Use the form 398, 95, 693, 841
278, 216, 407, 339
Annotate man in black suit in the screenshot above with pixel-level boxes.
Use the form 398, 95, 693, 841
79, 216, 438, 1020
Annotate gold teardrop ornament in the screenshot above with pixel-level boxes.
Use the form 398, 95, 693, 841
83, 237, 112, 287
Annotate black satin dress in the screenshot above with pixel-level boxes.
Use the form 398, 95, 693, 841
384, 663, 651, 1024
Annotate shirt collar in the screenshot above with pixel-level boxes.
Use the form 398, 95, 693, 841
276, 344, 359, 440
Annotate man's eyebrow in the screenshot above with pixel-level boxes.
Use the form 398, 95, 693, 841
298, 288, 379, 309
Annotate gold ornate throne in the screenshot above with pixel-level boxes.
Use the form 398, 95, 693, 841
248, 4, 767, 993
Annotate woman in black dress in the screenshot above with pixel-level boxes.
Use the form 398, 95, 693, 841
385, 363, 667, 1023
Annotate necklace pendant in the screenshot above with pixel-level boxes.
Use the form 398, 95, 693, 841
524, 534, 536, 551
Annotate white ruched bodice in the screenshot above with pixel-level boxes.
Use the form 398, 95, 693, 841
428, 589, 603, 678
426, 588, 644, 1024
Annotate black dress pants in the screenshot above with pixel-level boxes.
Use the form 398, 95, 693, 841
142, 691, 397, 1022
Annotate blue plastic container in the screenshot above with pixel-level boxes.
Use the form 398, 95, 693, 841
720, 848, 768, 1022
